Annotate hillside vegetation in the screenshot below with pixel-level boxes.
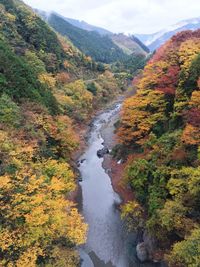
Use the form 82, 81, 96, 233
111, 33, 149, 56
38, 11, 149, 69
0, 0, 126, 265
42, 12, 128, 64
117, 30, 200, 266
37, 10, 112, 36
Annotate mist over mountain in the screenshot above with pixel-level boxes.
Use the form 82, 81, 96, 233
35, 9, 112, 36
36, 10, 149, 63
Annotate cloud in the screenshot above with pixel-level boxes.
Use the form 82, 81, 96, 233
23, 0, 200, 33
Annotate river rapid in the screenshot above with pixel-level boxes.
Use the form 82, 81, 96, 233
77, 101, 161, 267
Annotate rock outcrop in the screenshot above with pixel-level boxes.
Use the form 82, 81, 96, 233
97, 147, 109, 158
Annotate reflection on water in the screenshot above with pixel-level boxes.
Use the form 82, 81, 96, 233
78, 104, 161, 267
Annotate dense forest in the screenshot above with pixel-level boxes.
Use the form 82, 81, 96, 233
43, 13, 128, 64
1, 0, 199, 266
38, 12, 149, 69
116, 30, 200, 266
0, 0, 127, 265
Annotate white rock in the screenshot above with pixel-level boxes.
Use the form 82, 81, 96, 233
136, 242, 148, 262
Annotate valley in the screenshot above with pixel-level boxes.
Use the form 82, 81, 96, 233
77, 99, 163, 267
0, 1, 199, 267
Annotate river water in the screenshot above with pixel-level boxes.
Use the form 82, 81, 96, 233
78, 102, 161, 267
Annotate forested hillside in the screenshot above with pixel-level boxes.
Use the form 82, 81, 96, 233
41, 12, 128, 64
39, 11, 112, 36
117, 30, 200, 266
37, 11, 149, 67
0, 0, 125, 265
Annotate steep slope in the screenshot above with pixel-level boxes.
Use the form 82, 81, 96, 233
0, 0, 124, 265
116, 30, 200, 265
39, 12, 127, 63
136, 17, 200, 51
55, 12, 112, 36
37, 11, 149, 65
111, 33, 149, 55
0, 0, 123, 117
36, 9, 112, 36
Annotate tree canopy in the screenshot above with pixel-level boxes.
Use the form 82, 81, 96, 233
117, 30, 200, 266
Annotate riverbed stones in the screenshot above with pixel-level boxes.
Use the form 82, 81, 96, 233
76, 159, 86, 167
97, 147, 109, 158
78, 176, 83, 182
136, 242, 148, 262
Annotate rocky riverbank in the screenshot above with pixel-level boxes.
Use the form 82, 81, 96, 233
100, 100, 167, 266
100, 104, 134, 204
69, 95, 124, 204
72, 93, 166, 266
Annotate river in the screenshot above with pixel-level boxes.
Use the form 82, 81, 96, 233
77, 101, 162, 267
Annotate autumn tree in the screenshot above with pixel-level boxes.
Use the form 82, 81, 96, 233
117, 30, 200, 266
0, 160, 87, 266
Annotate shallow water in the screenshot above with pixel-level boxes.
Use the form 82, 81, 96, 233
78, 103, 162, 267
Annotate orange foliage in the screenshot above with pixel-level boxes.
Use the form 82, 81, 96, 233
56, 71, 70, 84
181, 124, 200, 145
118, 30, 200, 146
118, 89, 166, 144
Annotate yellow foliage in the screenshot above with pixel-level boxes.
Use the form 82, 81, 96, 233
55, 93, 74, 106
179, 39, 200, 80
138, 61, 169, 90
61, 80, 93, 120
16, 247, 43, 267
6, 12, 16, 21
118, 89, 166, 144
38, 73, 56, 88
121, 201, 144, 231
0, 159, 87, 265
189, 90, 200, 108
0, 229, 16, 251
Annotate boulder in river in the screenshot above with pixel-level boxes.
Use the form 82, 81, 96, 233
97, 147, 109, 158
77, 159, 86, 167
78, 176, 83, 182
136, 242, 148, 262
76, 161, 81, 167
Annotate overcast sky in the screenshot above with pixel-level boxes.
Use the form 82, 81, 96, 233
23, 0, 200, 34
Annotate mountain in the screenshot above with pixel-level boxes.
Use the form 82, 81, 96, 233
35, 9, 112, 36
110, 33, 149, 75
63, 17, 111, 36
37, 10, 149, 64
55, 13, 112, 36
37, 11, 127, 63
136, 17, 200, 51
111, 33, 149, 55
51, 14, 150, 56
